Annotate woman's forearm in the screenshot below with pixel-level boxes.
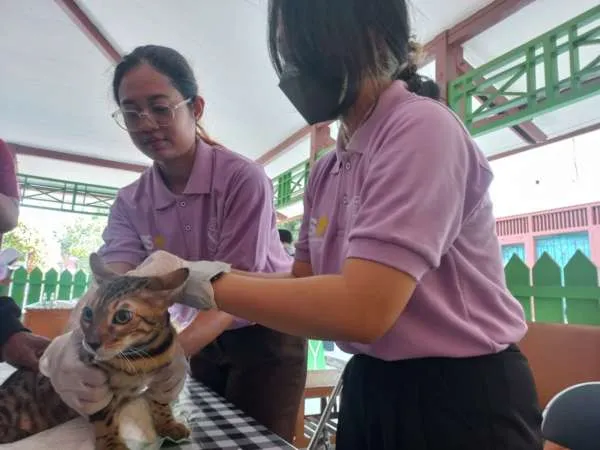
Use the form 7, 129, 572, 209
213, 258, 415, 344
230, 260, 313, 279
213, 273, 385, 343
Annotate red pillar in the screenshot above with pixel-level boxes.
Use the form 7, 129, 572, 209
309, 124, 335, 166
433, 32, 463, 105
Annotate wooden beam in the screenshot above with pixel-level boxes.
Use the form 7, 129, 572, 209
488, 122, 600, 162
473, 74, 600, 138
54, 0, 122, 63
256, 125, 312, 166
448, 0, 536, 46
424, 0, 535, 67
10, 143, 148, 173
434, 32, 463, 103
458, 60, 547, 144
309, 124, 335, 165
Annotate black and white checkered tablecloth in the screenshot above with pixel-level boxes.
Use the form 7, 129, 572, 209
169, 379, 297, 450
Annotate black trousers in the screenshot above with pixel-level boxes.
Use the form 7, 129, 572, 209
337, 345, 543, 450
189, 325, 307, 443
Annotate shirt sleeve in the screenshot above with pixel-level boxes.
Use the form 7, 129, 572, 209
97, 195, 148, 267
294, 171, 313, 263
0, 296, 29, 353
347, 100, 470, 281
214, 162, 289, 272
0, 140, 19, 199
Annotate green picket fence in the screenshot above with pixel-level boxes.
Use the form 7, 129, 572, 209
0, 266, 328, 370
505, 250, 600, 325
5, 250, 597, 369
0, 267, 91, 308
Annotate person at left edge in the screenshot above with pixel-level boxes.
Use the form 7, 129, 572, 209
0, 139, 51, 371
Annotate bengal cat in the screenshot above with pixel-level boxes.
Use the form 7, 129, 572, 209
0, 253, 191, 449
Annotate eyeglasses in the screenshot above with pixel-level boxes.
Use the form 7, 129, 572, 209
111, 98, 192, 131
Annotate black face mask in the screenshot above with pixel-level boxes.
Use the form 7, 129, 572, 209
278, 67, 358, 125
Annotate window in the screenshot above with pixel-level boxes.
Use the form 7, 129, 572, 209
501, 244, 526, 266
535, 232, 590, 266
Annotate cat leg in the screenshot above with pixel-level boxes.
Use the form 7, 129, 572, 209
145, 396, 190, 441
89, 400, 128, 450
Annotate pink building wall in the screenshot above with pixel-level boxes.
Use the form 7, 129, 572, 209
496, 202, 600, 267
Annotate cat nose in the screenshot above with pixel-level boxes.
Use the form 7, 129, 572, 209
86, 340, 101, 351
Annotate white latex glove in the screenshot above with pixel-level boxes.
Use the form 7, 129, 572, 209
146, 341, 189, 404
132, 251, 230, 312
177, 260, 231, 311
39, 330, 113, 416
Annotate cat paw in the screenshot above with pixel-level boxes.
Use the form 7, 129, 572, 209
156, 421, 190, 441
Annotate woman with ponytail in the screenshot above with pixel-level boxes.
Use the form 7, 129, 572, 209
153, 1, 541, 448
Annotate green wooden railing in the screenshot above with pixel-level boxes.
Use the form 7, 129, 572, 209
272, 160, 310, 209
2, 250, 600, 370
4, 251, 599, 325
0, 267, 327, 369
18, 174, 118, 217
448, 5, 600, 137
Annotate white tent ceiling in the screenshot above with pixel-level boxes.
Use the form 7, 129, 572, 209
1, 0, 599, 188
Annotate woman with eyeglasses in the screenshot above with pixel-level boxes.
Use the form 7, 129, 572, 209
40, 45, 307, 442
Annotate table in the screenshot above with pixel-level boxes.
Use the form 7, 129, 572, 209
172, 379, 296, 449
0, 364, 296, 450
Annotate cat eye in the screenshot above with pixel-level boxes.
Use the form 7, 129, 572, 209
113, 309, 133, 325
82, 306, 93, 322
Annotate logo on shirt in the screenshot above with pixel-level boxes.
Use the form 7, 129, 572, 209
309, 215, 329, 238
141, 235, 166, 251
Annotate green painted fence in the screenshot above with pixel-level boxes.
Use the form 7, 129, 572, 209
3, 249, 598, 370
505, 250, 600, 325
0, 267, 91, 307
0, 267, 327, 369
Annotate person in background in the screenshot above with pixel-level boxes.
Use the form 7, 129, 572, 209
0, 140, 50, 370
40, 45, 307, 442
278, 228, 295, 256
0, 292, 50, 371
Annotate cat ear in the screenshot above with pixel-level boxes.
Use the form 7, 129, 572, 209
147, 268, 190, 293
89, 253, 119, 284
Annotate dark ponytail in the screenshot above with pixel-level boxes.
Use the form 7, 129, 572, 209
397, 65, 440, 101
396, 40, 441, 101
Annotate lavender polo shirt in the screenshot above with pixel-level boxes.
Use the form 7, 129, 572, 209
296, 81, 527, 361
0, 140, 19, 246
98, 140, 292, 329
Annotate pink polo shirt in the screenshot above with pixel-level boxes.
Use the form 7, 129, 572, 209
296, 81, 527, 361
0, 140, 19, 246
99, 139, 292, 329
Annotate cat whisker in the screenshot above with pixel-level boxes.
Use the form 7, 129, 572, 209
118, 352, 140, 375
